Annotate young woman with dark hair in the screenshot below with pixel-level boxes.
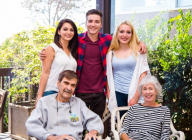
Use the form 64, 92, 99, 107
36, 19, 78, 105
54, 19, 78, 61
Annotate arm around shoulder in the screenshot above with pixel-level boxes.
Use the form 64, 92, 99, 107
37, 46, 55, 104
138, 41, 147, 54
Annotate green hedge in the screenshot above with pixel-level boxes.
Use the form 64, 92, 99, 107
138, 9, 192, 139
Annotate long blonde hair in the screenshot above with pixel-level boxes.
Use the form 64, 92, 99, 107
108, 21, 139, 57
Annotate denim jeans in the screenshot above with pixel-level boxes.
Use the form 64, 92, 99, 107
115, 91, 129, 118
43, 90, 57, 97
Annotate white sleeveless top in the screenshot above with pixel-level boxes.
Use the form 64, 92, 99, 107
44, 43, 77, 92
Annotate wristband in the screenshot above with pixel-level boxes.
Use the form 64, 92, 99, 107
133, 96, 138, 102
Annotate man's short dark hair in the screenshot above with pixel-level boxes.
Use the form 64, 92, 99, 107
86, 9, 102, 22
58, 70, 78, 83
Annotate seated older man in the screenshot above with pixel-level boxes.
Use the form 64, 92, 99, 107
26, 70, 103, 140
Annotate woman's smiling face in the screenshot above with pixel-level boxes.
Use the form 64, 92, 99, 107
58, 22, 74, 42
117, 24, 132, 45
142, 83, 157, 103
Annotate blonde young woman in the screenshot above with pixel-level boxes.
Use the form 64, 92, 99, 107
106, 21, 150, 117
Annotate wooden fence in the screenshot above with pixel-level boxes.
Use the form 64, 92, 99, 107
0, 68, 14, 90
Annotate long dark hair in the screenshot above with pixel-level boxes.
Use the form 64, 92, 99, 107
54, 19, 78, 61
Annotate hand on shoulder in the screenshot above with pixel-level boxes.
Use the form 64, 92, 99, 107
39, 48, 46, 60
138, 41, 147, 54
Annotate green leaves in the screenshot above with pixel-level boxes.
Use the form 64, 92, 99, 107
143, 9, 192, 138
135, 9, 192, 138
0, 23, 85, 102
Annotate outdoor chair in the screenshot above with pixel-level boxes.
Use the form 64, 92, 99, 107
111, 106, 185, 140
28, 104, 108, 140
30, 135, 103, 140
0, 89, 8, 133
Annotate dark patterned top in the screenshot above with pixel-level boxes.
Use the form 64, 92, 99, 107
120, 104, 170, 140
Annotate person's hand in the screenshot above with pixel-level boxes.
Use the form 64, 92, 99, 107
107, 91, 110, 100
120, 133, 132, 140
39, 48, 46, 60
59, 134, 76, 140
84, 130, 98, 140
46, 134, 76, 140
35, 95, 42, 108
138, 41, 147, 54
128, 97, 138, 106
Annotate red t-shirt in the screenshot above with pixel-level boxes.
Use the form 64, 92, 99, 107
77, 36, 103, 93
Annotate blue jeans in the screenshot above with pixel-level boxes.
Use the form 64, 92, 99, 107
115, 91, 129, 118
43, 90, 57, 97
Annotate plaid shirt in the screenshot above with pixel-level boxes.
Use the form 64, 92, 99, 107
77, 31, 112, 95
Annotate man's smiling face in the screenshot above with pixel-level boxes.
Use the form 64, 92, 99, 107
86, 14, 102, 36
57, 77, 77, 102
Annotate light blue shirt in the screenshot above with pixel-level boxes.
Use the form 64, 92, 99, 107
112, 53, 136, 94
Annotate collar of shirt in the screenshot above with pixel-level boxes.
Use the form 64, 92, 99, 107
80, 31, 102, 41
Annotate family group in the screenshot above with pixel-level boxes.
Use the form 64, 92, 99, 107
25, 9, 170, 140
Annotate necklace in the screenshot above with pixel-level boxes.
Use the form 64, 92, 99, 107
56, 96, 72, 115
55, 96, 72, 126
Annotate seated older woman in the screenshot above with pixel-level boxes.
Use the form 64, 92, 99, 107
120, 75, 170, 140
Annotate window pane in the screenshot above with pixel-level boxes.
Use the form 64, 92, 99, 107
110, 1, 192, 139
178, 0, 192, 7
117, 0, 168, 13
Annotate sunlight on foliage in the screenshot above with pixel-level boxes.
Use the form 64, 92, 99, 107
0, 23, 85, 102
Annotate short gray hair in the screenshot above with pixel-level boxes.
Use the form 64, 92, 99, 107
138, 75, 162, 99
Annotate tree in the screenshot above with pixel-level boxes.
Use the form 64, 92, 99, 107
0, 23, 85, 132
137, 9, 192, 138
0, 23, 85, 102
129, 9, 192, 139
21, 0, 91, 26
152, 9, 192, 138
